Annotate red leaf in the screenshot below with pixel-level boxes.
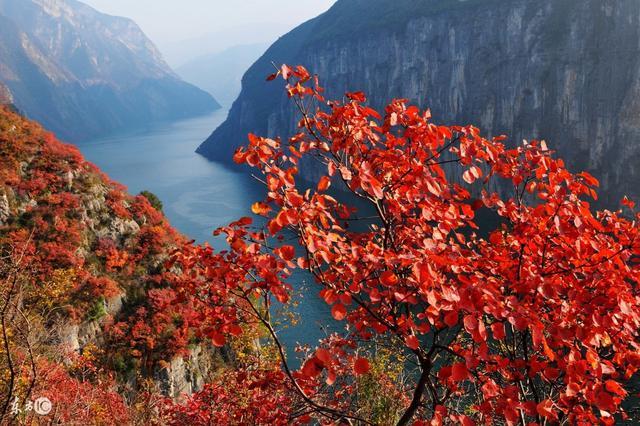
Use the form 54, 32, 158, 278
353, 357, 371, 375
405, 335, 420, 350
228, 324, 243, 337
579, 171, 600, 187
482, 379, 499, 398
380, 270, 399, 286
301, 359, 322, 378
491, 322, 506, 340
276, 245, 295, 261
346, 91, 366, 102
463, 315, 478, 333
536, 400, 557, 420
211, 333, 226, 348
315, 348, 331, 365
451, 362, 469, 381
622, 196, 635, 209
444, 311, 459, 327
369, 177, 384, 199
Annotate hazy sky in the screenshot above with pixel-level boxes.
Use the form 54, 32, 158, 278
82, 0, 337, 61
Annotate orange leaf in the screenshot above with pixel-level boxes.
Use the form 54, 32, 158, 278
380, 270, 399, 286
318, 176, 331, 192
251, 202, 271, 216
605, 380, 627, 397
331, 303, 347, 321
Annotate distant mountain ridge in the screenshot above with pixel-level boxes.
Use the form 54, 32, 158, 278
177, 43, 268, 107
0, 0, 220, 142
199, 0, 640, 206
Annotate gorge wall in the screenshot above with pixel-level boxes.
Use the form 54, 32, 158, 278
200, 0, 640, 206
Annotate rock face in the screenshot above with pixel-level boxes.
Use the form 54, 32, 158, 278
0, 0, 220, 142
199, 0, 640, 206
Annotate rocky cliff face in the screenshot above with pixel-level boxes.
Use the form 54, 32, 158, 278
0, 0, 219, 142
200, 0, 640, 206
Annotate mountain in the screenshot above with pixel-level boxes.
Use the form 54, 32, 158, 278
161, 22, 295, 68
177, 43, 268, 107
0, 0, 220, 142
198, 0, 640, 206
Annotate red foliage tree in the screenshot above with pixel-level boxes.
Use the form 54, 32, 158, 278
169, 65, 640, 425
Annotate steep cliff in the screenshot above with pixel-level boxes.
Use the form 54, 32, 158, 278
0, 0, 219, 142
199, 0, 640, 206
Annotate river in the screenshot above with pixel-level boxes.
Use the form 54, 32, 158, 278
76, 110, 333, 360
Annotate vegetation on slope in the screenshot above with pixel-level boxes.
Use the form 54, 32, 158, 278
0, 106, 257, 423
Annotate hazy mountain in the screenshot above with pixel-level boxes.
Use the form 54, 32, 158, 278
161, 22, 292, 68
0, 0, 220, 142
198, 0, 640, 206
176, 43, 268, 107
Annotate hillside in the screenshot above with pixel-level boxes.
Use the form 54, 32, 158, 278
0, 0, 220, 142
199, 0, 640, 206
0, 106, 233, 423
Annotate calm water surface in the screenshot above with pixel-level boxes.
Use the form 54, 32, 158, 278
77, 110, 333, 358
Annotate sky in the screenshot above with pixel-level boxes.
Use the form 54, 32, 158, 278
82, 0, 337, 65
